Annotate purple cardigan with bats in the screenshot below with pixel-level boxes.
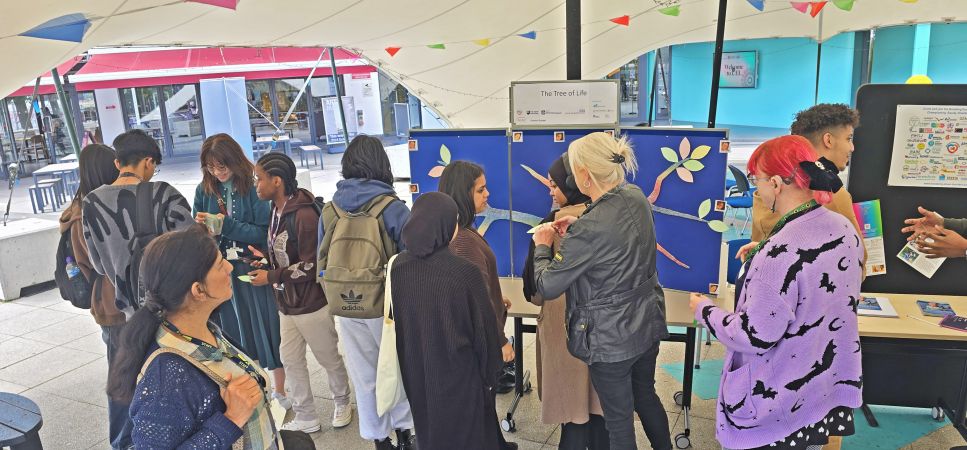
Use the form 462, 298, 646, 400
695, 206, 864, 449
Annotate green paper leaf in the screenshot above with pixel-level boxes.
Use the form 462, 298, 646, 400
660, 147, 679, 163
683, 160, 705, 171
658, 5, 681, 16
708, 220, 729, 233
427, 43, 446, 49
440, 144, 451, 164
691, 145, 712, 160
698, 199, 711, 219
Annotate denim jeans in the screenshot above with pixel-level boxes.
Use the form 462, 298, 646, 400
103, 325, 133, 450
588, 343, 672, 450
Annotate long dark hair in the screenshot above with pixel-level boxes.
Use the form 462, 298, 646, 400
107, 225, 220, 403
200, 133, 255, 195
342, 135, 394, 185
257, 152, 298, 196
72, 144, 119, 207
438, 161, 484, 229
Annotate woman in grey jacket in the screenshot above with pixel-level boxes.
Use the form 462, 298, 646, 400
533, 132, 671, 450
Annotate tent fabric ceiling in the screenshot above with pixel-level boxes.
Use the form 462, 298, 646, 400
1, 0, 965, 127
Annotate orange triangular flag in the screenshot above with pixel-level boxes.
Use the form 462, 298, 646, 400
385, 47, 401, 57
610, 15, 630, 26
809, 1, 828, 17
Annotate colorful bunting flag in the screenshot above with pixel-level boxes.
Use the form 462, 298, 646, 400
427, 44, 446, 49
474, 39, 491, 46
658, 5, 681, 16
832, 0, 855, 10
385, 47, 401, 57
790, 1, 810, 13
899, 0, 918, 3
19, 13, 91, 43
518, 31, 537, 40
610, 15, 630, 26
809, 1, 828, 17
186, 0, 239, 9
746, 0, 765, 11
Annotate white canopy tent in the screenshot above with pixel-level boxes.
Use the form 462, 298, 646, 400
1, 0, 965, 128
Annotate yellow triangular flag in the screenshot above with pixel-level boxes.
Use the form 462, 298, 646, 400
474, 39, 490, 46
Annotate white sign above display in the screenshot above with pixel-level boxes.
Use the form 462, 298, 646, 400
510, 80, 619, 127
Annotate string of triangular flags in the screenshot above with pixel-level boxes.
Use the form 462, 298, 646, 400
383, 0, 921, 57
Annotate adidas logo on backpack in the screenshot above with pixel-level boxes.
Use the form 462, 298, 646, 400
317, 195, 398, 319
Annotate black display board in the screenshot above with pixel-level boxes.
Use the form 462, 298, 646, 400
850, 84, 967, 295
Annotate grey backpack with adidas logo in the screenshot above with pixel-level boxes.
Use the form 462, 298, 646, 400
317, 195, 397, 319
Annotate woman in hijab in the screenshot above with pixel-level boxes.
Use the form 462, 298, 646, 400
391, 192, 506, 450
522, 154, 607, 449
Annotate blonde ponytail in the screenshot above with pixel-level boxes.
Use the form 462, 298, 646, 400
567, 132, 638, 190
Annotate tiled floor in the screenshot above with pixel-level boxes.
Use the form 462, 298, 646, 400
2, 287, 965, 449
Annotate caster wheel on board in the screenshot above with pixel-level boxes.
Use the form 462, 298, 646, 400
674, 391, 684, 407
501, 418, 516, 432
675, 433, 691, 449
932, 406, 945, 421
524, 380, 532, 393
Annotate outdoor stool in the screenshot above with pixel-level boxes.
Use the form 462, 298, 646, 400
299, 145, 323, 169
27, 183, 57, 214
0, 392, 44, 449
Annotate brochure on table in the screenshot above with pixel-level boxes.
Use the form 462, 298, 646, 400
852, 200, 887, 276
888, 104, 967, 188
857, 296, 898, 317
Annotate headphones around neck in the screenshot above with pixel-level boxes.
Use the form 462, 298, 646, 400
562, 152, 578, 191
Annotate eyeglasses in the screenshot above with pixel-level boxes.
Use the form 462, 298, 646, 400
747, 174, 762, 185
206, 164, 229, 174
747, 173, 796, 186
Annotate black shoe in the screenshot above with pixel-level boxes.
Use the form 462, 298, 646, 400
374, 437, 395, 450
396, 429, 418, 450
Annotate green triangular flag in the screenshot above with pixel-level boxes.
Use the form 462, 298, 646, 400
658, 5, 681, 16
832, 0, 855, 10
427, 43, 446, 49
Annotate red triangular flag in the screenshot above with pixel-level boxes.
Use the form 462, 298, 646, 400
610, 15, 630, 26
809, 1, 828, 17
385, 47, 401, 57
186, 0, 238, 10
790, 1, 809, 13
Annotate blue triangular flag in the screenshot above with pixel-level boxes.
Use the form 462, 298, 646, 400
19, 13, 91, 43
747, 0, 765, 10
518, 31, 537, 40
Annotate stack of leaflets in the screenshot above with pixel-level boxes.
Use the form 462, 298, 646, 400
940, 315, 967, 333
917, 300, 956, 317
856, 297, 898, 317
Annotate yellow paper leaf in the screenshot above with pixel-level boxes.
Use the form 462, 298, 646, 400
683, 160, 705, 171
440, 144, 451, 164
691, 145, 711, 160
708, 220, 729, 233
698, 199, 711, 219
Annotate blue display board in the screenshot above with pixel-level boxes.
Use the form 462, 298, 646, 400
509, 128, 613, 275
407, 129, 514, 275
624, 127, 730, 294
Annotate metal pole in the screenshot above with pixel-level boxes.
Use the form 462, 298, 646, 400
648, 51, 660, 126
566, 0, 581, 80
814, 10, 825, 105
51, 68, 81, 156
328, 47, 351, 146
707, 0, 729, 128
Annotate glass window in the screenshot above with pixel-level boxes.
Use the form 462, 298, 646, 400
309, 77, 336, 143
246, 80, 275, 138
77, 92, 101, 145
0, 101, 15, 171
121, 87, 166, 153
274, 79, 311, 144
162, 84, 203, 156
7, 96, 46, 162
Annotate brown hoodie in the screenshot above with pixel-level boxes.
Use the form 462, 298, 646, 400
59, 203, 123, 326
267, 188, 326, 315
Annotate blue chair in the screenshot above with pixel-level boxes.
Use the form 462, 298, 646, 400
726, 238, 752, 285
725, 165, 754, 235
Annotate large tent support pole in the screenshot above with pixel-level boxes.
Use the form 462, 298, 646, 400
566, 0, 580, 80
814, 9, 825, 105
328, 47, 351, 146
51, 68, 81, 157
708, 0, 728, 128
648, 51, 659, 126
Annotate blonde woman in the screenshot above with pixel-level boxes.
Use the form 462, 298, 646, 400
533, 132, 671, 450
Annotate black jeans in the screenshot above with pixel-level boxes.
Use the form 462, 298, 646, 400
588, 343, 671, 450
559, 414, 609, 450
103, 325, 133, 450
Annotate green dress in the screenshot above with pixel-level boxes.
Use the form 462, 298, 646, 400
193, 181, 282, 370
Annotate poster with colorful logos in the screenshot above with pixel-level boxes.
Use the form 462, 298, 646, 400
852, 199, 887, 276
888, 104, 967, 188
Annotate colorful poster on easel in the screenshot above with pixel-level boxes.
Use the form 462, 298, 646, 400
852, 199, 887, 276
888, 104, 967, 188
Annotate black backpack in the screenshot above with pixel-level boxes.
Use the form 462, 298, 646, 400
121, 182, 159, 311
53, 227, 100, 309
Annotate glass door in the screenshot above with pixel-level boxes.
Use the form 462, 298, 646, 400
162, 84, 204, 156
121, 87, 166, 153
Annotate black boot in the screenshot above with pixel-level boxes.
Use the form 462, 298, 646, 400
396, 429, 418, 450
374, 437, 395, 450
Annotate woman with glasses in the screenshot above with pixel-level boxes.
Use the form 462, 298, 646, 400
193, 133, 289, 409
689, 135, 863, 450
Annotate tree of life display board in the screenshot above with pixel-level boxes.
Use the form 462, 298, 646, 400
408, 127, 731, 294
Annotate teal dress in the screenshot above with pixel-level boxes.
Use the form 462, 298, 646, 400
193, 181, 283, 370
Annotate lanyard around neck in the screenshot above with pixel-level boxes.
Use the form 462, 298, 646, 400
745, 199, 820, 262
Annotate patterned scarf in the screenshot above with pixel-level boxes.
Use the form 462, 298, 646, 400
143, 324, 278, 450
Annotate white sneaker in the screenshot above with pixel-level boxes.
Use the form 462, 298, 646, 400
332, 403, 353, 428
271, 392, 292, 410
281, 419, 321, 433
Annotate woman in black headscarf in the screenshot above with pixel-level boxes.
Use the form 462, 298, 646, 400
391, 192, 505, 450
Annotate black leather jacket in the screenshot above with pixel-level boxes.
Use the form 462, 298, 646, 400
534, 183, 668, 364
